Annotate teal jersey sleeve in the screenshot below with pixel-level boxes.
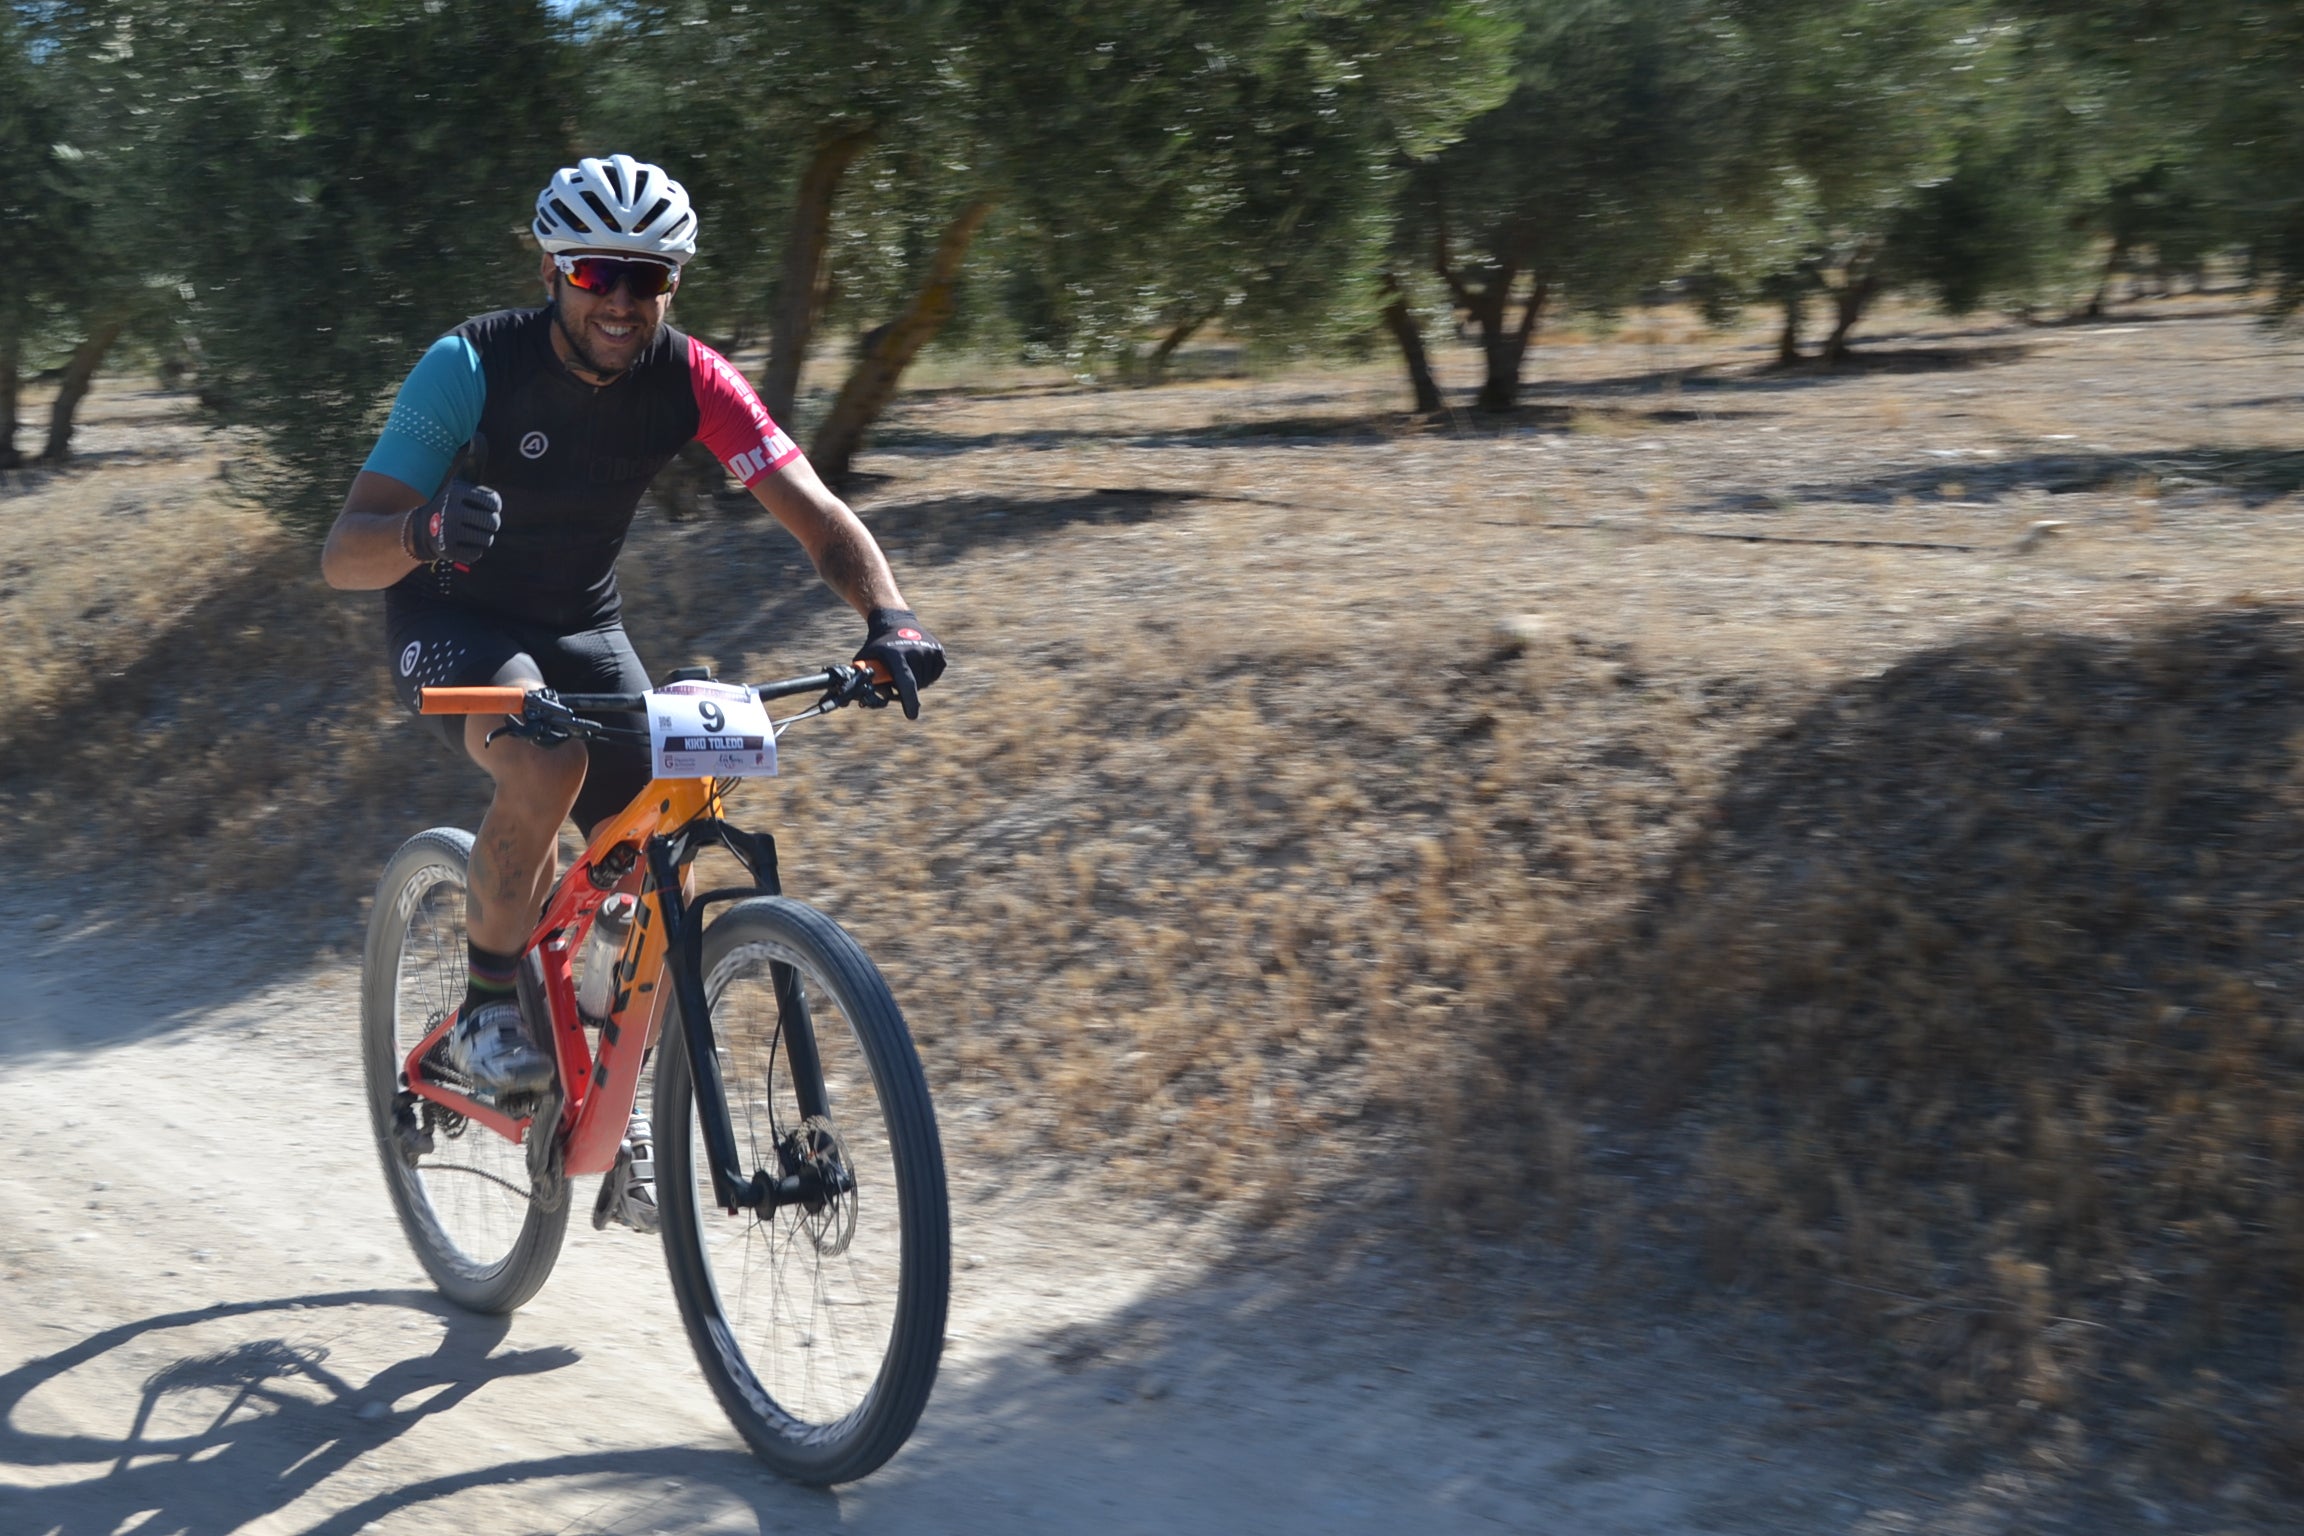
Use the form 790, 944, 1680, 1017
360, 334, 485, 494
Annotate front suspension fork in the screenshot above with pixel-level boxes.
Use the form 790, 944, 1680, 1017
645, 831, 831, 1214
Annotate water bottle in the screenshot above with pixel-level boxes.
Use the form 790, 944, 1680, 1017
576, 893, 639, 1021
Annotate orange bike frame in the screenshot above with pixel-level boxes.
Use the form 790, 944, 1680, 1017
400, 773, 718, 1177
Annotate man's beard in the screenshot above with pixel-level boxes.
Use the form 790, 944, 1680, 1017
550, 301, 653, 382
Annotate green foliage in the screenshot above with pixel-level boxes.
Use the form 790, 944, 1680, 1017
1659, 6, 2130, 353
1426, 0, 1761, 305
1398, 0, 1769, 404
2018, 1, 2304, 313
11, 0, 2291, 500
0, 9, 85, 319
969, 0, 1516, 370
2099, 161, 2223, 292
131, 0, 578, 530
0, 3, 89, 461
1880, 24, 2119, 315
580, 0, 968, 349
583, 1, 1510, 411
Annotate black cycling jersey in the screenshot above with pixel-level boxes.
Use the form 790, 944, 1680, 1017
395, 307, 682, 629
368, 305, 798, 631
361, 302, 801, 831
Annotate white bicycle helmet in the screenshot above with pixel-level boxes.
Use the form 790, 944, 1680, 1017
532, 154, 699, 265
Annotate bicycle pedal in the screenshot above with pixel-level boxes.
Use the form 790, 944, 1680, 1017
591, 1144, 660, 1234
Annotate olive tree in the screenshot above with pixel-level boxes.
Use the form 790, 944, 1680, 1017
138, 0, 578, 530
1401, 0, 1765, 411
0, 4, 84, 467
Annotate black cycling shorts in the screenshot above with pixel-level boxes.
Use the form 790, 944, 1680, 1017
386, 597, 652, 836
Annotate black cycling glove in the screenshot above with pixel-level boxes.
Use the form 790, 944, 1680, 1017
404, 478, 503, 566
853, 608, 947, 720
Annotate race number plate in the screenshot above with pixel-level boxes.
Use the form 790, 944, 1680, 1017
646, 679, 778, 778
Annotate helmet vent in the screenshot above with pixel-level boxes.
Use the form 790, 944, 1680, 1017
534, 156, 696, 262
579, 190, 625, 233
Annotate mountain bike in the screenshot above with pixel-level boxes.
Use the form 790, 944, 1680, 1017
359, 663, 949, 1485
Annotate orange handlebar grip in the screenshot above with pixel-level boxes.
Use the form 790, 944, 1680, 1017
419, 685, 533, 715
855, 659, 891, 685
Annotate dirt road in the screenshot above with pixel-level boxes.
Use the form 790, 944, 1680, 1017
0, 898, 2074, 1536
14, 302, 2300, 1532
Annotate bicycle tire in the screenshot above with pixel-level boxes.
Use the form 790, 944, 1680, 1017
656, 896, 950, 1484
361, 827, 568, 1313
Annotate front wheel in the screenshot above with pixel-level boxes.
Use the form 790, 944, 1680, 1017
656, 897, 950, 1484
361, 827, 568, 1313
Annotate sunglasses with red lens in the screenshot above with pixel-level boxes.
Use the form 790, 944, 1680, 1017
554, 253, 679, 298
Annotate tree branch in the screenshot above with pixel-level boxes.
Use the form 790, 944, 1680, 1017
761, 122, 877, 424
809, 198, 998, 481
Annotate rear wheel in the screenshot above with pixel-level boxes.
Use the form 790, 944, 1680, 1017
361, 828, 568, 1313
656, 896, 949, 1484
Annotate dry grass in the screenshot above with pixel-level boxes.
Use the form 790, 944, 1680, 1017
0, 378, 265, 711
1549, 609, 2304, 1484
6, 296, 2304, 1491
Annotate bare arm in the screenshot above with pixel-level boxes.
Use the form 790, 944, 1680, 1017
748, 455, 908, 616
321, 471, 430, 590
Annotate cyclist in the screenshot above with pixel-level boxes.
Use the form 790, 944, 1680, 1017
322, 155, 945, 1218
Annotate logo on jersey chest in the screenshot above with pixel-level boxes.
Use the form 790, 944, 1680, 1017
520, 431, 550, 459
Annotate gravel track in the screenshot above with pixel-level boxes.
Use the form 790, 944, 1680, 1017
0, 906, 2055, 1536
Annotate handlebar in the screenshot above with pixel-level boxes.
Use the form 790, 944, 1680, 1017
417, 664, 889, 750
418, 685, 533, 716
418, 667, 862, 717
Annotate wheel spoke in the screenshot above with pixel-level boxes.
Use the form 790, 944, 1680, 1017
364, 834, 565, 1313
656, 902, 946, 1480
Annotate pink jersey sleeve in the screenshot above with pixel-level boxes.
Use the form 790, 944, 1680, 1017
688, 337, 803, 486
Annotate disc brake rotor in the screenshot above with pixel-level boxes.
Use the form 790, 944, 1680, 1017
792, 1114, 857, 1257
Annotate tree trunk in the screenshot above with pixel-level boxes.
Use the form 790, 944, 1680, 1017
40, 316, 128, 463
0, 314, 21, 471
1442, 255, 1513, 410
809, 199, 996, 483
1379, 271, 1442, 414
1776, 289, 1805, 365
761, 123, 875, 425
2083, 235, 2129, 320
1476, 274, 1546, 413
1821, 273, 1880, 366
1146, 313, 1208, 374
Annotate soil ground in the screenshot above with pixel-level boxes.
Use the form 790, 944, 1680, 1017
0, 901, 2201, 1535
3, 295, 2301, 1531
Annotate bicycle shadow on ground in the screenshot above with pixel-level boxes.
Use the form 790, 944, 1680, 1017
250, 1241, 1953, 1535
0, 1266, 1612, 1535
0, 1287, 586, 1536
0, 1265, 1838, 1535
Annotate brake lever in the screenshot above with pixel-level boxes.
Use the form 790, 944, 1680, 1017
485, 719, 575, 747
821, 664, 887, 711
485, 689, 582, 747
